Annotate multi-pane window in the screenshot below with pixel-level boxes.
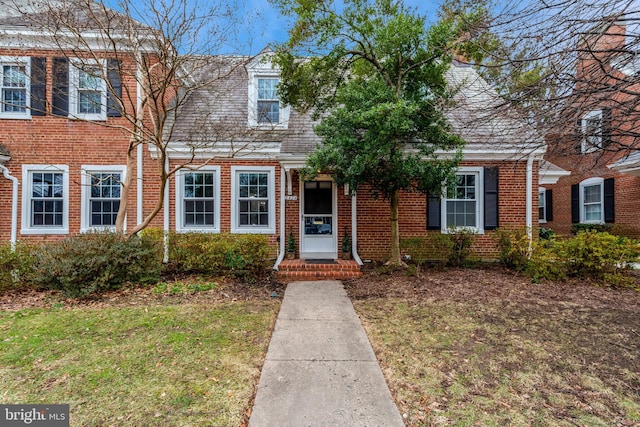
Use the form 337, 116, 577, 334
257, 78, 279, 124
30, 172, 64, 227
238, 172, 270, 227
539, 189, 546, 222
1, 64, 27, 114
78, 66, 102, 115
581, 110, 603, 153
583, 183, 603, 222
445, 173, 478, 228
183, 172, 216, 227
88, 172, 121, 227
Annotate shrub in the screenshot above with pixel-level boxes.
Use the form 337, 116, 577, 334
431, 228, 477, 267
539, 227, 556, 240
558, 230, 639, 281
166, 232, 271, 279
30, 232, 163, 299
0, 242, 36, 293
498, 228, 639, 286
400, 237, 430, 273
495, 228, 530, 271
571, 223, 613, 235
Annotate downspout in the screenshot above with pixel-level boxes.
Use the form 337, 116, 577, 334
274, 164, 286, 269
0, 164, 18, 250
136, 52, 144, 227
351, 192, 363, 265
526, 152, 535, 255
163, 155, 170, 263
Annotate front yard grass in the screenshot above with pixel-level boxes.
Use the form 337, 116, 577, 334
348, 267, 640, 426
0, 299, 279, 426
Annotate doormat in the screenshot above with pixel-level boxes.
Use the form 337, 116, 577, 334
305, 259, 337, 264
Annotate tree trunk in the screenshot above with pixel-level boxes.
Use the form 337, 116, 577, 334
386, 188, 404, 266
116, 143, 136, 235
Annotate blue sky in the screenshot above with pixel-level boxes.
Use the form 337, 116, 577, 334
241, 0, 444, 53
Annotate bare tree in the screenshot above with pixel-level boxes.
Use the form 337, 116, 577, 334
474, 0, 640, 161
8, 0, 269, 235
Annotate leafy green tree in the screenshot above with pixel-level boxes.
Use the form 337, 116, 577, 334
271, 0, 490, 265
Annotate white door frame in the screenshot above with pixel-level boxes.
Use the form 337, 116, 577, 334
299, 177, 338, 259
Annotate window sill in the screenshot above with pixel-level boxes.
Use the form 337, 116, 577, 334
231, 227, 275, 234
176, 228, 220, 233
0, 113, 31, 120
21, 228, 69, 235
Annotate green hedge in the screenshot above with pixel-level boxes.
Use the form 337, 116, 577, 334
496, 228, 639, 286
0, 242, 36, 293
164, 232, 271, 279
30, 232, 163, 299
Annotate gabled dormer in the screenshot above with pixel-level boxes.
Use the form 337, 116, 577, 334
246, 48, 290, 130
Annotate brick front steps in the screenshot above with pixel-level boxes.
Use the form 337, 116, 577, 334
277, 259, 363, 281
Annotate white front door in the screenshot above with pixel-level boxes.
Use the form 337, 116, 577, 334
300, 180, 337, 259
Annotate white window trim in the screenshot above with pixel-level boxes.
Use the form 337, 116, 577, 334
175, 166, 221, 233
538, 187, 547, 224
441, 167, 484, 234
21, 164, 69, 235
69, 59, 107, 121
231, 166, 276, 234
81, 165, 126, 233
247, 69, 290, 129
581, 110, 603, 154
579, 177, 604, 224
0, 56, 31, 120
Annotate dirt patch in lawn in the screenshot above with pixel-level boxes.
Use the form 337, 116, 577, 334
0, 275, 285, 311
345, 265, 640, 426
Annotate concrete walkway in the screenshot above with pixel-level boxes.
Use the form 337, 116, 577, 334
249, 280, 404, 427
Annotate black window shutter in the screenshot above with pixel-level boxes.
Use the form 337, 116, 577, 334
427, 194, 441, 230
483, 167, 499, 230
602, 108, 612, 147
30, 57, 46, 116
106, 59, 122, 117
571, 184, 580, 223
545, 189, 553, 222
52, 57, 68, 116
604, 177, 615, 223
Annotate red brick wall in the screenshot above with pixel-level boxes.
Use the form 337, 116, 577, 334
354, 160, 536, 261
0, 49, 149, 242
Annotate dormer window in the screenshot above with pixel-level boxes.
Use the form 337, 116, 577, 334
257, 78, 280, 124
581, 110, 602, 153
580, 108, 611, 154
246, 52, 291, 129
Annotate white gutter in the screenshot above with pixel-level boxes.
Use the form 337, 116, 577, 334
163, 156, 170, 263
0, 164, 18, 250
274, 165, 286, 270
136, 53, 144, 226
526, 152, 535, 255
351, 192, 363, 265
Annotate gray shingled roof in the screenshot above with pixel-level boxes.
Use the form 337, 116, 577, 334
166, 57, 321, 157
0, 0, 146, 31
168, 56, 543, 158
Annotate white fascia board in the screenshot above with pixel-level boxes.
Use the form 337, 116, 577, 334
279, 157, 308, 171
539, 169, 571, 185
433, 145, 546, 161
0, 27, 156, 52
151, 141, 282, 160
608, 159, 640, 176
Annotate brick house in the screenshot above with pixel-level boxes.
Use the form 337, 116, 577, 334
543, 19, 640, 237
0, 3, 555, 277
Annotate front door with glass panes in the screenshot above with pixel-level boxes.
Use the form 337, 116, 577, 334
301, 180, 337, 259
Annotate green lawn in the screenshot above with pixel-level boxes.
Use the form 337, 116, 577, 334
355, 297, 640, 426
0, 301, 279, 426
